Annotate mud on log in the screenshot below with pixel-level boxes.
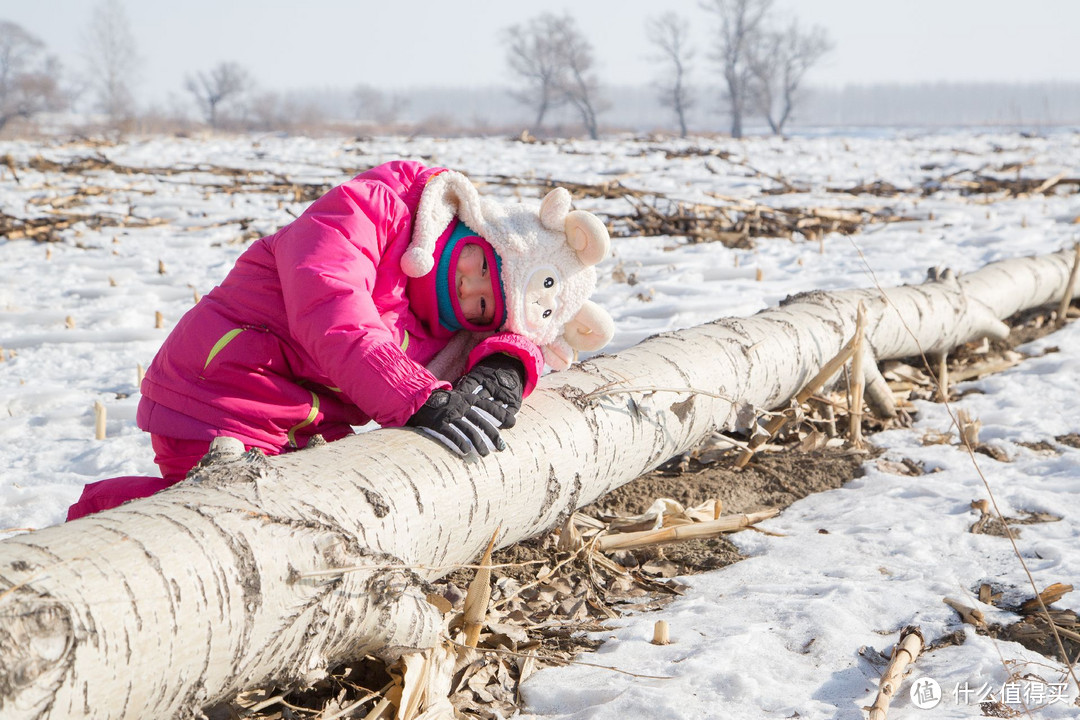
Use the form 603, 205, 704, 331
0, 248, 1076, 719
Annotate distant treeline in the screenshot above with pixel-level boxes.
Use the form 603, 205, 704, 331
283, 81, 1080, 136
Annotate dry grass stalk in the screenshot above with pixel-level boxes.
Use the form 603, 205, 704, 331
734, 325, 861, 468
395, 646, 456, 720
94, 401, 106, 440
925, 168, 1080, 198
155, 311, 164, 329
556, 512, 584, 553
935, 352, 949, 402
949, 355, 1024, 383
65, 315, 75, 329
1033, 170, 1068, 195
597, 509, 778, 551
651, 620, 671, 645
868, 625, 924, 720
363, 684, 402, 720
1019, 583, 1073, 613
969, 499, 994, 534
943, 597, 987, 628
463, 528, 499, 648
956, 409, 982, 448
848, 303, 867, 448
1057, 242, 1080, 327
137, 363, 145, 386
978, 583, 1000, 606
318, 685, 388, 720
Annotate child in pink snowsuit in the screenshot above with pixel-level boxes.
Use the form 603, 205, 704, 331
67, 160, 615, 520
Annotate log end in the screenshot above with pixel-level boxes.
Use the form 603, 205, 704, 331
0, 595, 75, 719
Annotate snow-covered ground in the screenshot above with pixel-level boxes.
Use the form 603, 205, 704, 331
2, 130, 1079, 717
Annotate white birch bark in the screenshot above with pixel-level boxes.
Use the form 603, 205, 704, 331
0, 248, 1075, 719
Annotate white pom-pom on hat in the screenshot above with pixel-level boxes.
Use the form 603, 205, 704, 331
401, 246, 435, 277
404, 170, 482, 278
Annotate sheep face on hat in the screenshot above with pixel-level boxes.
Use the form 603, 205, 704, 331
405, 170, 615, 370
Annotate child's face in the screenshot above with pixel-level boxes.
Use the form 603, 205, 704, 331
456, 243, 496, 326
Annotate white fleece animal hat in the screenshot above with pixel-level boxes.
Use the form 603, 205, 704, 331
403, 170, 615, 370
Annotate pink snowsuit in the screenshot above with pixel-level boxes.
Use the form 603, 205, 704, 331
68, 161, 543, 520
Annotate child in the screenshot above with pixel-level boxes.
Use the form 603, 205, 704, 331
66, 160, 615, 520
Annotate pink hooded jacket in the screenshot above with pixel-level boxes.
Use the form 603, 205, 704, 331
136, 161, 544, 452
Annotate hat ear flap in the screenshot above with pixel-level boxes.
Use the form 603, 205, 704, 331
564, 211, 610, 267
403, 170, 483, 277
563, 300, 615, 352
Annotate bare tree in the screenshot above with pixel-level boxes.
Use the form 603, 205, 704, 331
504, 13, 605, 139
554, 15, 606, 140
82, 0, 139, 124
0, 21, 65, 133
504, 13, 567, 131
702, 0, 773, 139
186, 62, 253, 128
647, 12, 695, 138
748, 21, 832, 135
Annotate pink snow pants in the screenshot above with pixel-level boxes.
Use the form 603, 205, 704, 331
65, 435, 267, 521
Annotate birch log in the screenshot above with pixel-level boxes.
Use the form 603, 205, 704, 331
0, 248, 1075, 719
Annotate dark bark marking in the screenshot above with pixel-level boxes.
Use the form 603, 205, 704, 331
119, 576, 142, 632
552, 473, 583, 530
193, 509, 261, 653
408, 479, 424, 515
158, 512, 204, 545
95, 523, 181, 630
382, 455, 424, 515
670, 395, 696, 423
553, 383, 590, 410
538, 465, 560, 521
119, 678, 131, 719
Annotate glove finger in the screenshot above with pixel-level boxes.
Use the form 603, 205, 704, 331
433, 421, 473, 455
473, 396, 514, 428
453, 416, 492, 455
453, 415, 493, 456
419, 425, 472, 457
463, 409, 506, 452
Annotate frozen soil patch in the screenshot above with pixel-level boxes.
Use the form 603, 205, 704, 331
479, 447, 871, 583
580, 448, 872, 572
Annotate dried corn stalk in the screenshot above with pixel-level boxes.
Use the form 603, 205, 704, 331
868, 626, 924, 720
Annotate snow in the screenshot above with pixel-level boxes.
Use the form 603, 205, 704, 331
2, 130, 1080, 716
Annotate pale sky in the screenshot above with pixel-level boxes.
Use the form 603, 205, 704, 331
4, 0, 1079, 107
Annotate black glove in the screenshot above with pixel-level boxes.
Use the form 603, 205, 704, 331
406, 388, 514, 456
455, 354, 526, 417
